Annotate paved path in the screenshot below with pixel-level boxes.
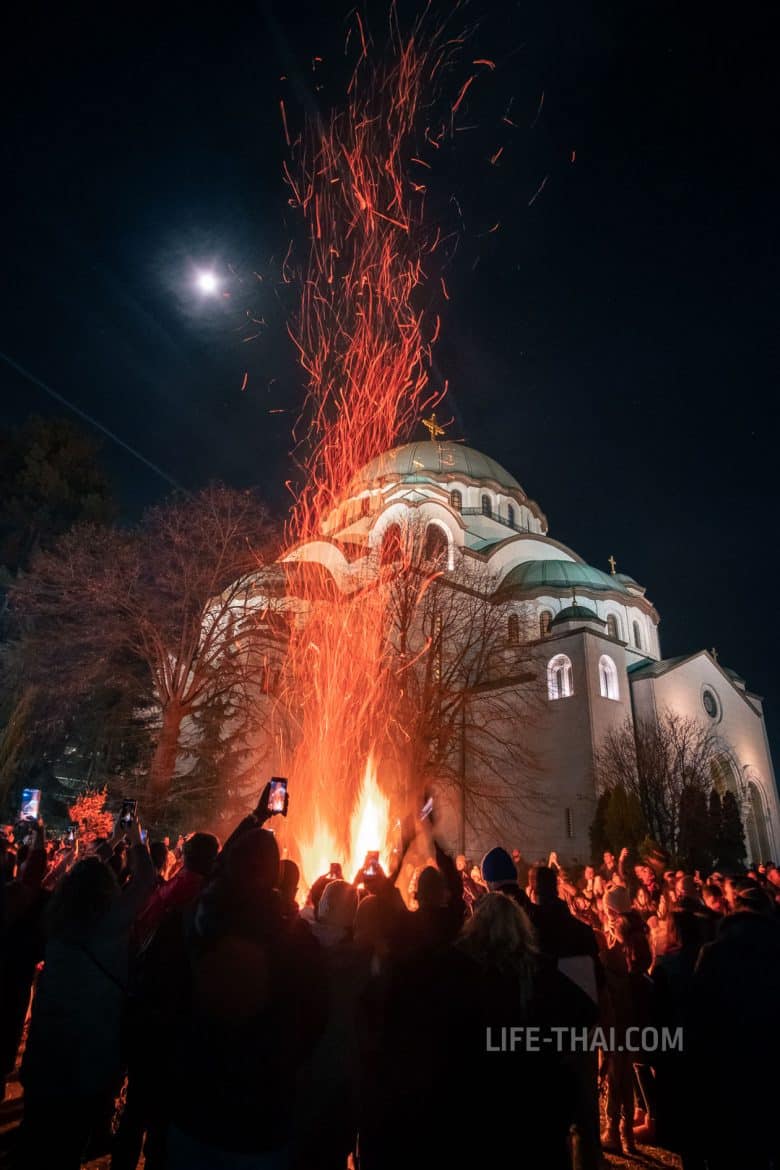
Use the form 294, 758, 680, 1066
1, 1070, 681, 1169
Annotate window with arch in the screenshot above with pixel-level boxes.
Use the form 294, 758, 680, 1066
507, 613, 520, 646
539, 610, 552, 638
481, 494, 492, 518
507, 504, 516, 528
632, 620, 642, 650
606, 614, 620, 640
380, 523, 403, 566
423, 523, 448, 564
450, 489, 462, 512
746, 781, 771, 861
598, 654, 619, 700
710, 755, 738, 796
547, 653, 573, 700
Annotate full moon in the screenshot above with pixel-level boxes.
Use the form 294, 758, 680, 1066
196, 270, 219, 294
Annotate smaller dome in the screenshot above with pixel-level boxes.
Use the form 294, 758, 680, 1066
551, 604, 605, 627
500, 559, 629, 595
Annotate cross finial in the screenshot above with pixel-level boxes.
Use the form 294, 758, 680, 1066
608, 555, 617, 575
422, 412, 446, 441
710, 646, 719, 662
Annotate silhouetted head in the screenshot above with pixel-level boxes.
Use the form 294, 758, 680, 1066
278, 858, 300, 902
223, 828, 279, 895
183, 832, 220, 877
46, 856, 119, 941
416, 865, 446, 910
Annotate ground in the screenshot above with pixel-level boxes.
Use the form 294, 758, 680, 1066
0, 1067, 682, 1170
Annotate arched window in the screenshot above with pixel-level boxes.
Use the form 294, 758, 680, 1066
507, 613, 520, 646
632, 620, 642, 650
606, 614, 620, 640
423, 523, 448, 564
547, 653, 573, 700
539, 610, 552, 638
450, 489, 462, 512
598, 654, 619, 700
481, 494, 492, 518
746, 781, 771, 862
380, 523, 403, 566
710, 756, 739, 796
507, 504, 516, 528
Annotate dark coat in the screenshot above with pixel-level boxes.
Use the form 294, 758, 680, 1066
686, 911, 780, 1159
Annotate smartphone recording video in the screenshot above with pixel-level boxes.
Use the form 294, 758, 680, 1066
420, 794, 434, 822
268, 777, 288, 815
19, 788, 41, 821
120, 798, 138, 826
363, 850, 380, 877
66, 823, 78, 845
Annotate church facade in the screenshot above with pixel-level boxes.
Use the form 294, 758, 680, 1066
274, 440, 779, 865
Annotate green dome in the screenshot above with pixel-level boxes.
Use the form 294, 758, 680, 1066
353, 442, 522, 492
500, 559, 629, 594
552, 604, 605, 627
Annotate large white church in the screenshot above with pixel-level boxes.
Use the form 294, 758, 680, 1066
266, 438, 779, 865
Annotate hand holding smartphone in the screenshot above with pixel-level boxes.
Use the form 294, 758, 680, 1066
120, 799, 138, 827
267, 777, 288, 816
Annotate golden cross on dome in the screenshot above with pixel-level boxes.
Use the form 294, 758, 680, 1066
608, 555, 617, 575
422, 412, 446, 441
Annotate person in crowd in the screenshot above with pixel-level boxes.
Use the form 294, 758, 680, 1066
19, 815, 155, 1170
0, 819, 49, 1103
651, 910, 703, 1159
480, 844, 533, 914
133, 831, 219, 947
158, 824, 326, 1169
455, 852, 483, 910
599, 891, 653, 1155
529, 865, 602, 1170
686, 885, 780, 1169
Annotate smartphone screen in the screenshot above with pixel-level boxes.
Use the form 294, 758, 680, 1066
268, 777, 288, 815
66, 823, 78, 845
364, 850, 380, 876
120, 798, 138, 826
20, 788, 41, 821
420, 795, 434, 822
140, 828, 148, 844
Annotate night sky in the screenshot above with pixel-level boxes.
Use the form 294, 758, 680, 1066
1, 2, 777, 748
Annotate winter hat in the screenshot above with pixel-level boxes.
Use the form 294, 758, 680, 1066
480, 847, 518, 888
603, 885, 631, 915
318, 879, 359, 930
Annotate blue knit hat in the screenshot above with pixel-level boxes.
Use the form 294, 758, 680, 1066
481, 846, 517, 887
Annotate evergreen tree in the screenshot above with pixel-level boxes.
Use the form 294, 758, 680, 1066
590, 791, 611, 861
717, 790, 746, 870
678, 784, 713, 872
604, 784, 646, 854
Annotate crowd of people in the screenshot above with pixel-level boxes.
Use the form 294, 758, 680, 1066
1, 787, 779, 1170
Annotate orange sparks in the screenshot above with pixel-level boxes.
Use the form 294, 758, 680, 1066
280, 98, 291, 147
273, 8, 473, 887
451, 74, 476, 116
240, 372, 249, 392
490, 146, 504, 165
472, 58, 496, 70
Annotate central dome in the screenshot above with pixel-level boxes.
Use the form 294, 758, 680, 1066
353, 441, 522, 492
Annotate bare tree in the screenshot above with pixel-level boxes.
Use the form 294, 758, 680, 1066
9, 485, 281, 802
380, 535, 543, 845
594, 709, 724, 856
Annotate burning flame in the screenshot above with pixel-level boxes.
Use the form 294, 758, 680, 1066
298, 753, 391, 892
